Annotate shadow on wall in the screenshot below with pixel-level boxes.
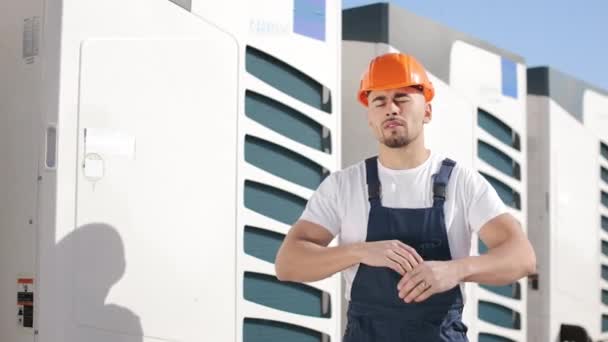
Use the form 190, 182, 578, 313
57, 223, 143, 342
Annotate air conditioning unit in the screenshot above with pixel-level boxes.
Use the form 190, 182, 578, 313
1, 0, 343, 341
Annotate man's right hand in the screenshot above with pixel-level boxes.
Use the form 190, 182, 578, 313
359, 240, 424, 275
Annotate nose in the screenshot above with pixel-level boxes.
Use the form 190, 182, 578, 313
385, 101, 399, 117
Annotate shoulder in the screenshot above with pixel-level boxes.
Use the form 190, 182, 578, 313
429, 154, 467, 177
330, 160, 367, 185
429, 154, 481, 196
433, 156, 495, 205
314, 160, 366, 198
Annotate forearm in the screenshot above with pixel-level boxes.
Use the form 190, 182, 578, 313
275, 240, 362, 283
455, 236, 536, 286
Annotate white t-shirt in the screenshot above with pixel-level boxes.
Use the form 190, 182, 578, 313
298, 151, 508, 302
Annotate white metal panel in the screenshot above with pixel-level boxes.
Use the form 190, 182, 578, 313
190, 0, 247, 38
583, 88, 608, 339
236, 1, 343, 341
583, 89, 608, 139
450, 40, 527, 135
425, 75, 476, 169
548, 99, 600, 338
246, 0, 341, 92
450, 41, 501, 103
525, 95, 552, 342
0, 0, 44, 340
74, 38, 238, 341
33, 1, 241, 341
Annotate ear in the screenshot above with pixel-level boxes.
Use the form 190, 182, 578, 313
423, 103, 432, 124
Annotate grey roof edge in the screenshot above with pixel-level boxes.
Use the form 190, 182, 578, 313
527, 67, 550, 96
342, 3, 525, 84
342, 3, 389, 43
528, 66, 608, 98
527, 66, 608, 123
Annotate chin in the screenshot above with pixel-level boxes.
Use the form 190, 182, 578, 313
383, 138, 409, 148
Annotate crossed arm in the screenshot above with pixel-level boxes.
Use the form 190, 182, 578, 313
275, 213, 536, 303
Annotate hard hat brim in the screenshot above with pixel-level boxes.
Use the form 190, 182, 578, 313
358, 82, 435, 106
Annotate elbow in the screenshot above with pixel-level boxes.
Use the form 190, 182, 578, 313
275, 253, 295, 282
275, 238, 303, 282
523, 258, 536, 276
276, 264, 299, 282
275, 263, 291, 282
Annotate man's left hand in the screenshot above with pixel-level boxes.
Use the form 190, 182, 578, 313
397, 260, 463, 303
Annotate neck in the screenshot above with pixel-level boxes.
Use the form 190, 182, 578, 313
378, 136, 430, 170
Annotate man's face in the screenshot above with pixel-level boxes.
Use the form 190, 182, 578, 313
366, 86, 432, 148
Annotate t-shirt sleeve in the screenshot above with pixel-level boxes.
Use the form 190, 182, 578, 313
464, 168, 509, 234
298, 172, 342, 236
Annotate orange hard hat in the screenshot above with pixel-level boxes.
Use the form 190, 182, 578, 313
357, 52, 435, 106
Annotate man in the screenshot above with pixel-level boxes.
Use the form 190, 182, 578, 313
275, 52, 536, 341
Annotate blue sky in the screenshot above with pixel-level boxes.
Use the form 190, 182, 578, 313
342, 0, 608, 91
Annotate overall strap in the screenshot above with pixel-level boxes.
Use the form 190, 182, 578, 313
433, 158, 456, 207
365, 157, 382, 207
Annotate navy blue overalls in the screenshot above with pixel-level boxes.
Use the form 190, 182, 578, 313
344, 156, 469, 342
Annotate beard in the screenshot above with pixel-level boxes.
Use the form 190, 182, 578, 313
381, 129, 410, 148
